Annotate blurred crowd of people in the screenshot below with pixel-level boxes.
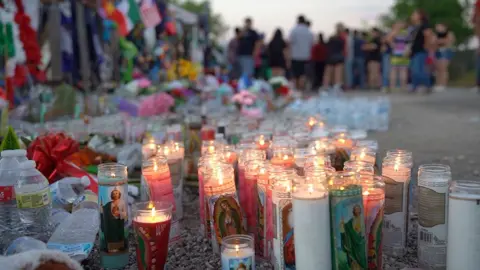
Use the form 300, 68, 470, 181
227, 9, 455, 94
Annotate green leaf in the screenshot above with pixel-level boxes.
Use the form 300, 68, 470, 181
0, 126, 21, 151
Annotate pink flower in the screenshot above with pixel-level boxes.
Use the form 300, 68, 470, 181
138, 92, 175, 117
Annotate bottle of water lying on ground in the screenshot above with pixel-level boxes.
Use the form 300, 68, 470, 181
47, 208, 99, 261
0, 150, 23, 253
14, 160, 52, 242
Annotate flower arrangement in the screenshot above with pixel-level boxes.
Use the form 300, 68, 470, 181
167, 59, 199, 82
269, 76, 290, 97
231, 90, 264, 119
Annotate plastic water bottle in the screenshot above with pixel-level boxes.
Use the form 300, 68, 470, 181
0, 150, 23, 252
8, 149, 28, 163
5, 236, 47, 255
47, 208, 99, 261
51, 208, 71, 229
14, 160, 52, 242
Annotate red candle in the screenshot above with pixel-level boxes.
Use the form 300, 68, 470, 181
133, 202, 173, 270
362, 178, 385, 270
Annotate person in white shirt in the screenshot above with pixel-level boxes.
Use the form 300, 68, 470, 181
289, 15, 314, 91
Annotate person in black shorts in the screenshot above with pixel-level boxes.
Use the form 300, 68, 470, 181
363, 28, 382, 89
323, 24, 345, 90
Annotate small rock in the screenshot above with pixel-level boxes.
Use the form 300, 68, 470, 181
457, 155, 465, 160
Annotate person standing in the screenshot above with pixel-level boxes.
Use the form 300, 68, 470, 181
363, 28, 382, 89
267, 28, 289, 77
227, 28, 241, 79
237, 17, 261, 78
353, 31, 367, 89
311, 33, 328, 90
323, 24, 346, 91
289, 15, 314, 90
344, 28, 354, 89
385, 21, 410, 91
434, 23, 455, 92
408, 9, 435, 93
474, 0, 480, 92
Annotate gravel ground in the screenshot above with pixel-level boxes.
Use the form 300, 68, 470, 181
83, 89, 480, 270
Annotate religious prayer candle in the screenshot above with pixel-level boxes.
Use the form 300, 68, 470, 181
256, 134, 270, 151
271, 174, 295, 269
417, 164, 451, 270
201, 140, 217, 155
381, 150, 412, 257
328, 171, 368, 270
222, 145, 238, 165
221, 234, 256, 270
158, 141, 185, 220
198, 154, 222, 237
256, 163, 271, 259
292, 183, 331, 270
98, 163, 130, 269
132, 201, 173, 270
293, 148, 309, 176
270, 147, 295, 169
362, 176, 386, 270
204, 163, 244, 253
446, 181, 480, 270
142, 156, 180, 244
141, 138, 162, 201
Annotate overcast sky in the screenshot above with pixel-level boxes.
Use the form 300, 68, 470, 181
209, 0, 395, 40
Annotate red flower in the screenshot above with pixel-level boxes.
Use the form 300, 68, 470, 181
276, 86, 290, 96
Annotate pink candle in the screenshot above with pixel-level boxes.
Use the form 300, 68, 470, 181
245, 161, 260, 235
362, 183, 385, 270
256, 164, 270, 259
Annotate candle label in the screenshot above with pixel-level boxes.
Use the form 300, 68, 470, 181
382, 174, 409, 256
256, 184, 267, 258
99, 184, 129, 255
133, 219, 172, 270
222, 256, 254, 270
364, 192, 385, 270
329, 189, 368, 270
209, 193, 245, 252
272, 199, 295, 270
418, 178, 448, 269
168, 158, 183, 187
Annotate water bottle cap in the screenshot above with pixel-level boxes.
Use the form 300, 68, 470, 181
19, 160, 36, 169
1, 149, 27, 157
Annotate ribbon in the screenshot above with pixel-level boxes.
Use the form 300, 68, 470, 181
27, 133, 98, 194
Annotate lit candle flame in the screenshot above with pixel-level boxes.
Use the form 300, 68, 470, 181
363, 190, 370, 196
328, 180, 333, 185
164, 148, 170, 155
360, 152, 366, 159
340, 186, 345, 190
394, 163, 399, 171
259, 139, 265, 146
260, 168, 266, 174
110, 172, 116, 178
283, 155, 289, 161
226, 152, 231, 158
308, 184, 314, 194
235, 244, 239, 254
151, 207, 156, 217
208, 146, 215, 153
148, 201, 154, 209
175, 143, 180, 151
338, 138, 346, 144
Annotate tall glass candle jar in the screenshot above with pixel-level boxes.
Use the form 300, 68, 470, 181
417, 164, 451, 270
328, 171, 367, 270
293, 147, 310, 176
244, 160, 261, 237
271, 173, 295, 269
221, 234, 256, 270
256, 162, 271, 260
142, 156, 180, 244
255, 134, 271, 151
198, 153, 223, 237
381, 150, 412, 257
142, 137, 162, 160
204, 163, 244, 253
446, 181, 480, 270
344, 160, 375, 176
132, 201, 173, 270
158, 141, 185, 220
331, 133, 354, 171
221, 145, 238, 165
292, 182, 331, 270
98, 163, 130, 269
362, 175, 386, 270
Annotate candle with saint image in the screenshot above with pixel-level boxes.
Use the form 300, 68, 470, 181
255, 162, 270, 259
271, 171, 295, 269
198, 153, 222, 237
361, 176, 386, 270
328, 171, 367, 270
133, 201, 173, 270
381, 150, 412, 257
293, 182, 331, 270
221, 235, 256, 270
142, 156, 179, 243
244, 160, 261, 236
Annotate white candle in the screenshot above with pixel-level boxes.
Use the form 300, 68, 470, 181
221, 244, 256, 270
292, 184, 331, 270
417, 164, 451, 270
382, 162, 411, 257
447, 181, 480, 270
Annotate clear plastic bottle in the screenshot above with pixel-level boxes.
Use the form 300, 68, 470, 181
0, 150, 23, 252
14, 160, 52, 242
47, 208, 99, 261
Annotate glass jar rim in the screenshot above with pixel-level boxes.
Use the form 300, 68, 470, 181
418, 164, 451, 174
449, 180, 480, 196
222, 234, 253, 249
133, 201, 173, 215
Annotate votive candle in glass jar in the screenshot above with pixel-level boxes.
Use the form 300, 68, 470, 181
350, 147, 376, 165
222, 145, 238, 165
328, 171, 367, 270
198, 153, 222, 237
271, 173, 295, 269
344, 160, 375, 177
331, 133, 354, 171
304, 154, 332, 171
256, 162, 270, 260
362, 175, 386, 270
381, 150, 412, 257
417, 164, 451, 270
201, 140, 217, 155
98, 163, 130, 269
447, 181, 480, 270
132, 201, 173, 270
158, 141, 185, 215
292, 182, 331, 270
256, 134, 271, 151
271, 147, 295, 168
142, 137, 162, 160
293, 147, 310, 176
221, 234, 256, 270
204, 163, 244, 253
